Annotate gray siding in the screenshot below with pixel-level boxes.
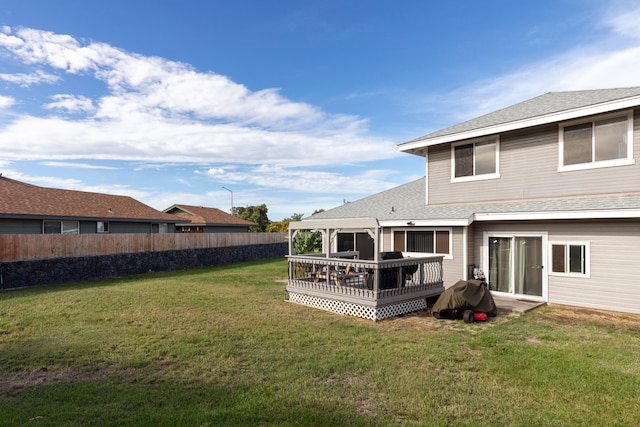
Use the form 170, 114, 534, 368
546, 220, 640, 314
443, 227, 465, 287
109, 222, 152, 233
0, 218, 42, 234
80, 221, 97, 233
472, 220, 640, 315
203, 226, 250, 233
0, 219, 175, 234
108, 222, 175, 234
428, 108, 640, 205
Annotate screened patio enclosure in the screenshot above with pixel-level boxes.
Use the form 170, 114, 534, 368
286, 218, 444, 321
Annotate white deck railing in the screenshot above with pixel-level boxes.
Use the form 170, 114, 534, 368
286, 252, 444, 307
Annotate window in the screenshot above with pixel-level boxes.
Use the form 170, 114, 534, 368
151, 223, 169, 234
560, 112, 632, 170
394, 230, 450, 256
550, 242, 589, 277
43, 220, 79, 234
452, 139, 498, 181
337, 232, 374, 260
97, 221, 109, 233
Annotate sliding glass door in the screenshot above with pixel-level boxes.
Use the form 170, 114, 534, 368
487, 234, 545, 298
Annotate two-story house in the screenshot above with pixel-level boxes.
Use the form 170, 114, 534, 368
293, 87, 640, 316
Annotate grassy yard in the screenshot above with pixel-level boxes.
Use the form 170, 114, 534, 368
0, 258, 639, 426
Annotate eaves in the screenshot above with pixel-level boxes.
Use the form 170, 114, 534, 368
400, 95, 640, 151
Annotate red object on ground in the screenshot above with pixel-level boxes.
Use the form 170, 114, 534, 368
473, 312, 488, 321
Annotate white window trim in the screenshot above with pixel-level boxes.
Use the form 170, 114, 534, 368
392, 228, 453, 259
549, 241, 591, 279
482, 231, 549, 302
450, 136, 501, 183
558, 110, 634, 172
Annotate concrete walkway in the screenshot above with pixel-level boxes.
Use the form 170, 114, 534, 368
492, 295, 545, 313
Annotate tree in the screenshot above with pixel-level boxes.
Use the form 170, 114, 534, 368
292, 230, 322, 254
266, 213, 305, 233
265, 221, 285, 233
235, 204, 270, 232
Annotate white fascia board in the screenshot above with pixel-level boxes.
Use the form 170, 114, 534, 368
379, 219, 471, 227
400, 96, 640, 151
379, 209, 640, 227
473, 209, 640, 222
289, 217, 379, 230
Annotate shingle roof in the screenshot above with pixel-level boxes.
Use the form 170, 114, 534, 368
0, 176, 177, 222
309, 179, 640, 224
402, 87, 640, 146
163, 204, 257, 226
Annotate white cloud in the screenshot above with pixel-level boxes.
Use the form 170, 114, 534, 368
425, 4, 640, 124
0, 26, 398, 171
603, 4, 640, 39
44, 94, 95, 113
196, 163, 401, 194
0, 95, 14, 108
40, 161, 119, 170
0, 70, 60, 86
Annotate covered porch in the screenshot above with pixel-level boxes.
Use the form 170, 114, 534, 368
286, 218, 444, 321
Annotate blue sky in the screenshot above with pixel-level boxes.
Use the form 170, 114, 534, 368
1, 1, 640, 220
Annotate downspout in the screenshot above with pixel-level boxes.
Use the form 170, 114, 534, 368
462, 226, 468, 280
424, 150, 429, 206
374, 225, 380, 262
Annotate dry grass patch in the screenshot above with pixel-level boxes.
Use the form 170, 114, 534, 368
537, 304, 640, 333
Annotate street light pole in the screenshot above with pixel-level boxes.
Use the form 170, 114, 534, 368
221, 186, 233, 214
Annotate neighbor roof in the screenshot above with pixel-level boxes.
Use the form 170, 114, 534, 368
400, 87, 640, 153
0, 175, 177, 222
163, 204, 257, 227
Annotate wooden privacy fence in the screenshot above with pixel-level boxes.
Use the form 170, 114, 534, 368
0, 232, 287, 262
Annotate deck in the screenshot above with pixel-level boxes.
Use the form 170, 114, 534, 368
286, 252, 444, 320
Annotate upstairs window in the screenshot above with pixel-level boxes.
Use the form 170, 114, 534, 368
560, 112, 633, 170
452, 139, 499, 181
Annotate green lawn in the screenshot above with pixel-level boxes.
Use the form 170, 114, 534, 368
1, 258, 639, 426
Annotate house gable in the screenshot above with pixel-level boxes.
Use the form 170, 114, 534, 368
163, 204, 256, 232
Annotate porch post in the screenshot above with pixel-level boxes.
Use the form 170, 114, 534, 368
373, 226, 380, 292
325, 227, 330, 258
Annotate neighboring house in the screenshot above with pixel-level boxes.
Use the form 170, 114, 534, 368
163, 204, 257, 233
0, 175, 177, 234
299, 87, 640, 315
